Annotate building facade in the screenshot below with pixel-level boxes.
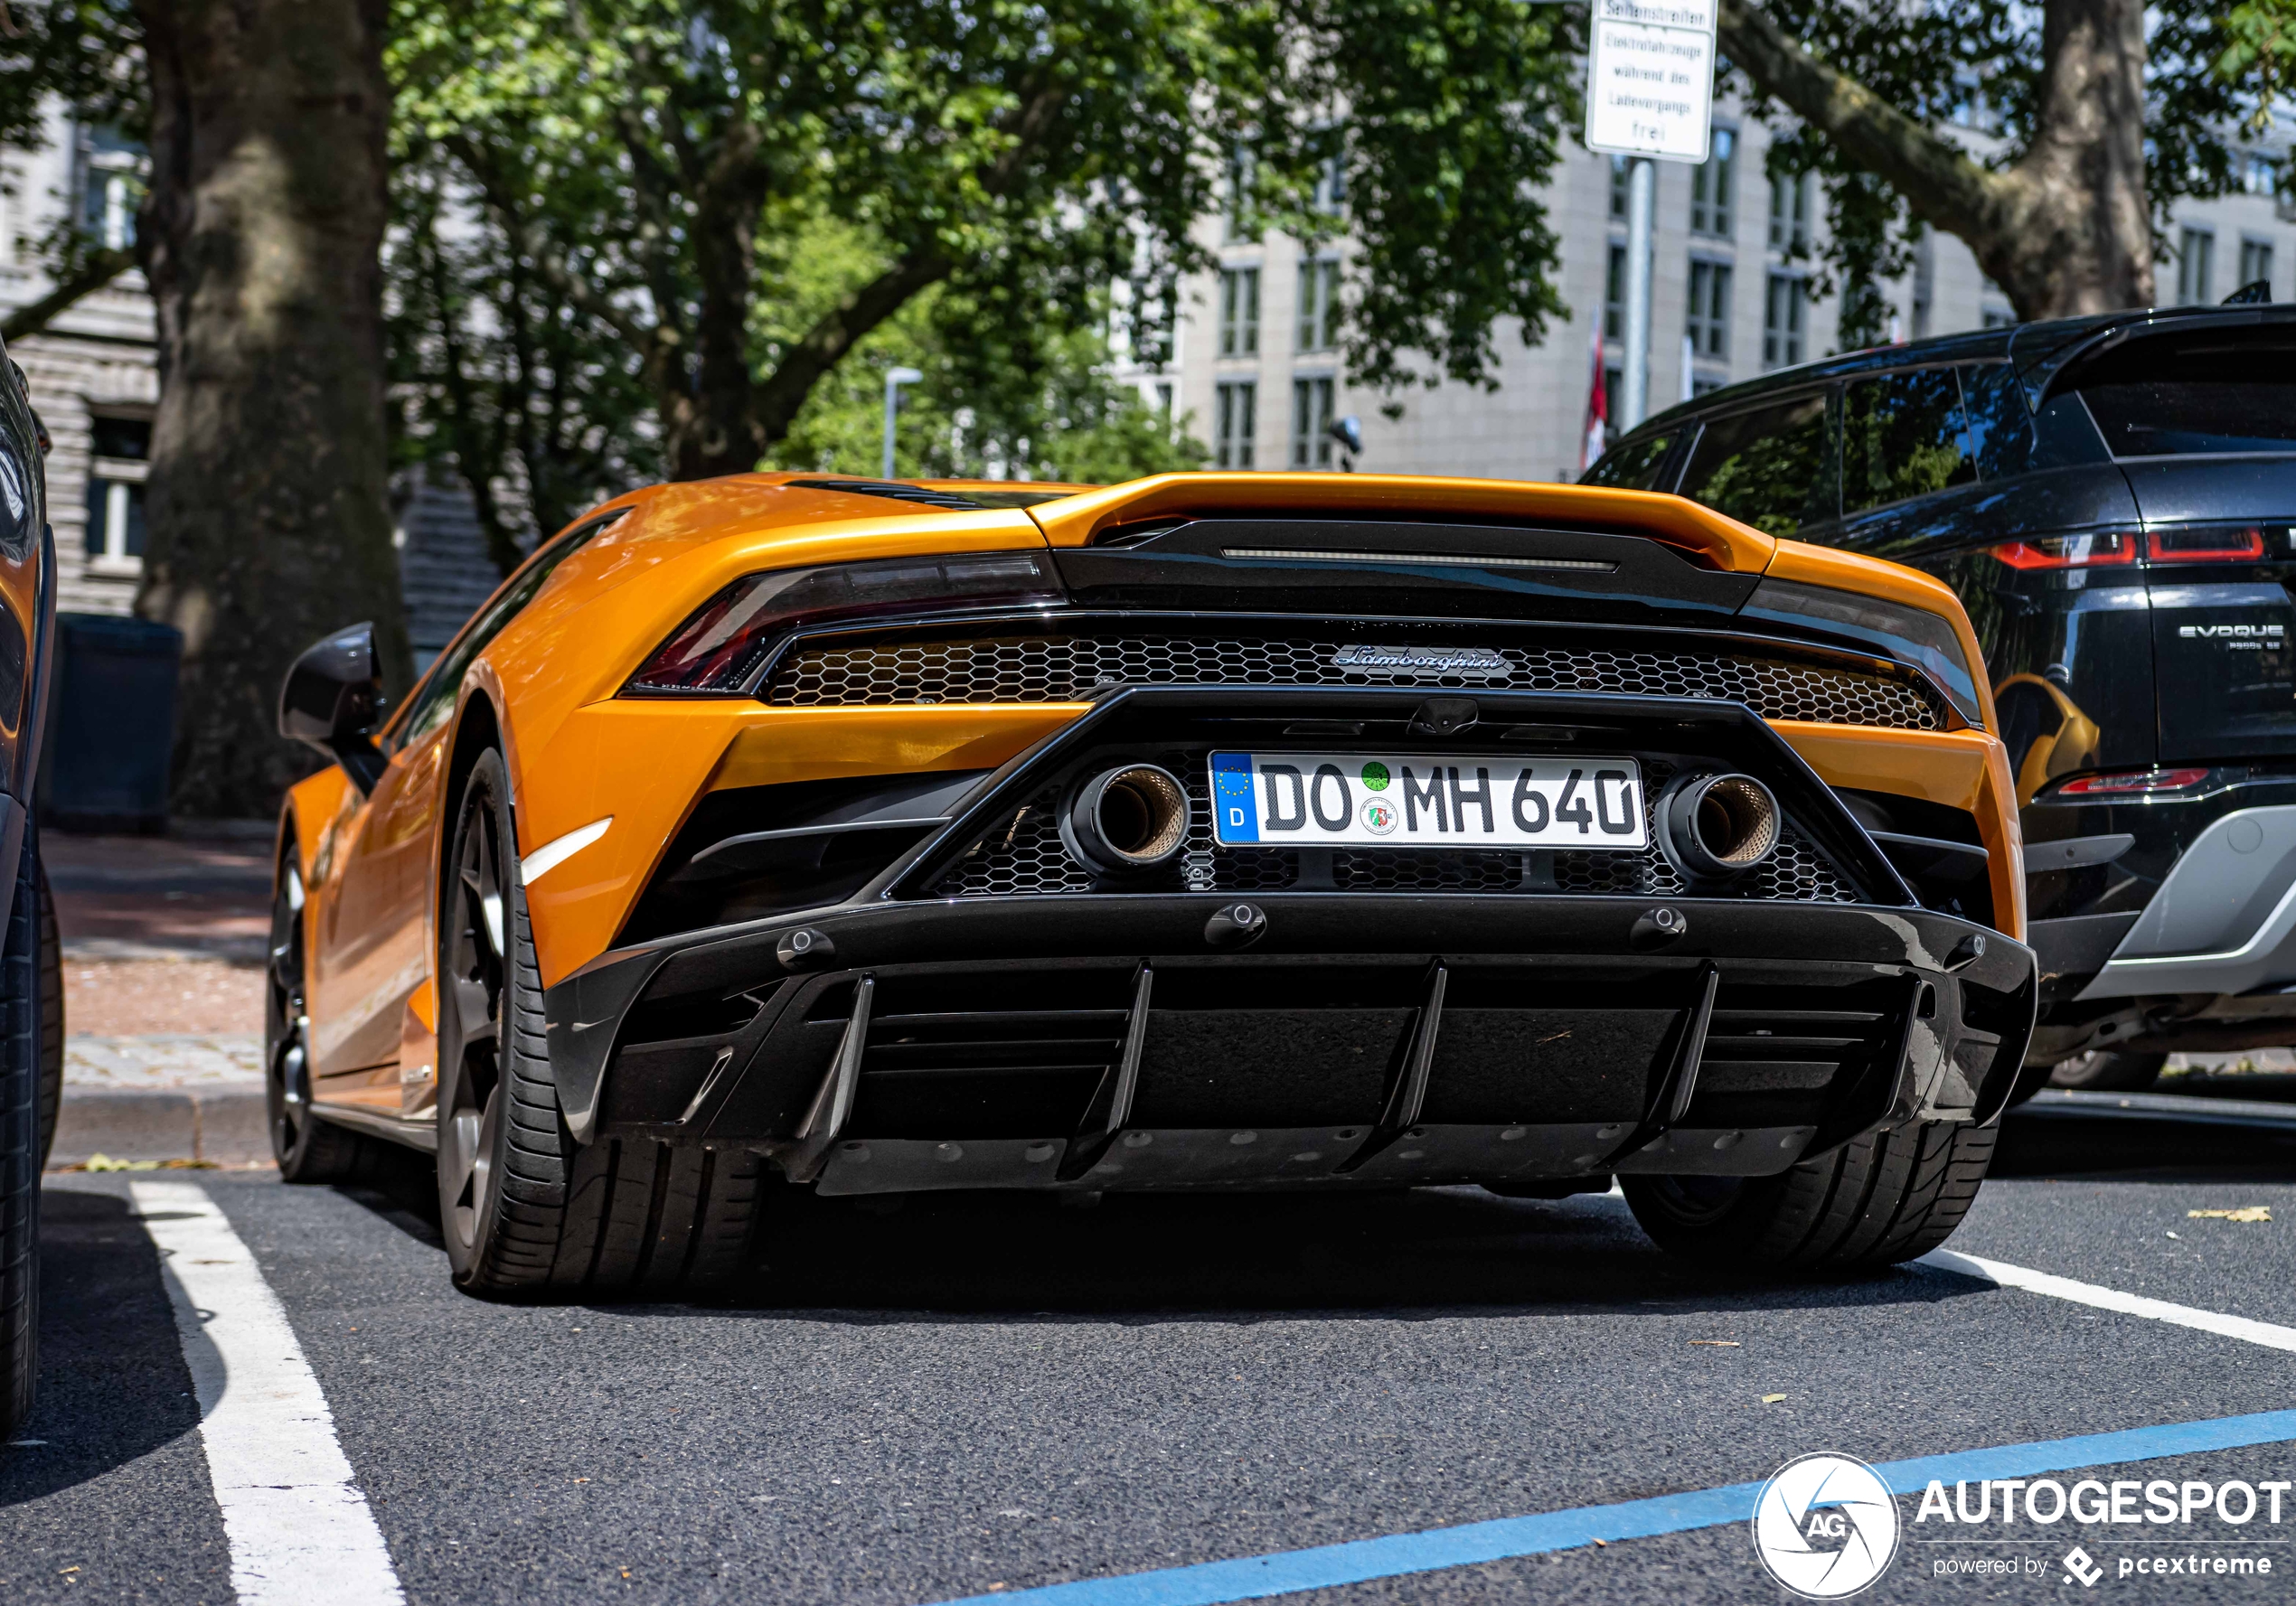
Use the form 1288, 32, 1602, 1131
1142, 103, 2296, 484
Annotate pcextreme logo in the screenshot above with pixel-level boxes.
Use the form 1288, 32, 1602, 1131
1752, 1453, 1904, 1598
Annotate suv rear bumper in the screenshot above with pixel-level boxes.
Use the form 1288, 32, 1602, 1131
2075, 803, 2296, 1000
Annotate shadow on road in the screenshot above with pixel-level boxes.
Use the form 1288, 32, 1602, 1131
1995, 1106, 2296, 1181
688, 1181, 1995, 1322
0, 1186, 199, 1506
315, 1108, 2296, 1322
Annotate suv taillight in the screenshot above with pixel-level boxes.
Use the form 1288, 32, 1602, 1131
2052, 768, 2210, 798
2148, 525, 2267, 563
1987, 533, 2137, 569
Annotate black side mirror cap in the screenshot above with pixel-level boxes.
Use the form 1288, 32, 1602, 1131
278, 622, 387, 792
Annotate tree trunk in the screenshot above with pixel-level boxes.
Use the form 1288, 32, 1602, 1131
1719, 0, 2153, 320
132, 0, 409, 818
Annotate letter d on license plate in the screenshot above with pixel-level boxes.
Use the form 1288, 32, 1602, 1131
1209, 752, 1647, 850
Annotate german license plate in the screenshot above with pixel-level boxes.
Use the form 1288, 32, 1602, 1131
1209, 753, 1648, 850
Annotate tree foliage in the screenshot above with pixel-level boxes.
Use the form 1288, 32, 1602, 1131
389, 0, 1581, 489
1725, 0, 2286, 324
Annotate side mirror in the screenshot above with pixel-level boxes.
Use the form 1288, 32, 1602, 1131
278, 622, 387, 791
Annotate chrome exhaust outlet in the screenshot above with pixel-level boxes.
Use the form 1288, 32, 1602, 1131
1060, 763, 1190, 874
1661, 772, 1781, 879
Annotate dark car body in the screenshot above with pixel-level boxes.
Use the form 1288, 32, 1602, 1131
1587, 305, 2296, 1064
0, 345, 60, 1436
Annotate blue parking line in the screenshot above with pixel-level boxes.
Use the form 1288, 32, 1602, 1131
930, 1408, 2296, 1606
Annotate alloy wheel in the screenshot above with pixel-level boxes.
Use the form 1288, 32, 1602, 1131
265, 865, 313, 1160
440, 784, 508, 1257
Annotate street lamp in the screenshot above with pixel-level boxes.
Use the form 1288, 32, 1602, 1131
882, 366, 923, 480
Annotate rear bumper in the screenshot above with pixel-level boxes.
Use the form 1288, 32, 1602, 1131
545, 893, 2037, 1194
2075, 803, 2296, 1000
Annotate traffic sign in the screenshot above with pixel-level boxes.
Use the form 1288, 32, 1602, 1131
1584, 0, 1718, 164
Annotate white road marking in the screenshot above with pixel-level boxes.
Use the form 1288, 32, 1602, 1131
1920, 1246, 2296, 1353
130, 1180, 405, 1606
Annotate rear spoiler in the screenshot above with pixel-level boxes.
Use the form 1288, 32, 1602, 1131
2015, 305, 2296, 409
1024, 472, 1780, 574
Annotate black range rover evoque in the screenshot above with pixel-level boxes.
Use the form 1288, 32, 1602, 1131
1587, 304, 2296, 1092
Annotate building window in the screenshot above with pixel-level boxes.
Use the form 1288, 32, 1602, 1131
1609, 155, 1630, 221
1219, 267, 1259, 358
1313, 152, 1347, 215
85, 413, 150, 563
1766, 172, 1809, 253
1762, 273, 1806, 369
1687, 258, 1732, 361
2178, 227, 2216, 305
1215, 380, 1256, 469
1911, 230, 1935, 341
2241, 237, 2275, 296
1291, 376, 1335, 469
1223, 149, 1254, 244
1296, 258, 1338, 353
1689, 127, 1736, 238
2246, 152, 2280, 197
79, 127, 143, 251
1154, 382, 1173, 417
1604, 242, 1626, 341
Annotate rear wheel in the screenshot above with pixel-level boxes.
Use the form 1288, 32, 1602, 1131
437, 748, 764, 1298
1623, 1119, 1998, 1273
2, 827, 51, 1435
33, 858, 58, 1169
266, 839, 380, 1183
2047, 1050, 2166, 1092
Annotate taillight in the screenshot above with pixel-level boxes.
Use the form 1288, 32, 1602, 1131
2148, 526, 2267, 562
1987, 533, 2136, 569
2052, 767, 2210, 798
626, 550, 1065, 695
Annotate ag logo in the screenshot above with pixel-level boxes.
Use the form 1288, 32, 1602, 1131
1751, 1452, 1901, 1599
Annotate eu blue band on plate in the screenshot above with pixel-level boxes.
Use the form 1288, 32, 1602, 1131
1210, 753, 1258, 843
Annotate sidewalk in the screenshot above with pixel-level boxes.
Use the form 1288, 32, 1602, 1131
48, 826, 270, 1168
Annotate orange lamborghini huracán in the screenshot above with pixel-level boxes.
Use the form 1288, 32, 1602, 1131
269, 472, 2035, 1295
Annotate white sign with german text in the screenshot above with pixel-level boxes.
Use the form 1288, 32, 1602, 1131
1584, 0, 1717, 164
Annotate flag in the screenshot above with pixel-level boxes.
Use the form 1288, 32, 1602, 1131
1579, 319, 1608, 473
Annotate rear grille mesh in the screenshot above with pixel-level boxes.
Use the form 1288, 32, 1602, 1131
928, 765, 1859, 904
769, 634, 1942, 730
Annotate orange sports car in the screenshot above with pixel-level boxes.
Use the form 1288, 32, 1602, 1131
269, 472, 2036, 1296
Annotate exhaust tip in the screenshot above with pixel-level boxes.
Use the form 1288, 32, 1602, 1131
1063, 764, 1190, 873
1664, 773, 1781, 878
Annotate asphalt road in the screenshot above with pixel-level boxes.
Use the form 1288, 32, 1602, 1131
8, 1112, 2296, 1604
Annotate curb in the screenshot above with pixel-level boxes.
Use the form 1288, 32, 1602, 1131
49, 1086, 271, 1168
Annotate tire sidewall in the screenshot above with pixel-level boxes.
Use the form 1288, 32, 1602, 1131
437, 749, 532, 1283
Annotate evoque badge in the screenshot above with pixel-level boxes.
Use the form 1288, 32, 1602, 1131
1331, 643, 1510, 678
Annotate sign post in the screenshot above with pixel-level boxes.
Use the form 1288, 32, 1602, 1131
1585, 0, 1718, 434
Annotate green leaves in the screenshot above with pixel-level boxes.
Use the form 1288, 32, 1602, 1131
390, 0, 1580, 488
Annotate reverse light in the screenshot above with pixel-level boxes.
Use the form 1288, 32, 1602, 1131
626, 550, 1063, 694
1738, 578, 1985, 728
2052, 768, 2210, 798
2148, 526, 2267, 563
1987, 533, 2136, 569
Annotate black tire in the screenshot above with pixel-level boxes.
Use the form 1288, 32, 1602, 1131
1, 826, 49, 1436
2047, 1049, 2166, 1092
33, 857, 57, 1169
265, 834, 381, 1184
1623, 1119, 1998, 1273
437, 749, 762, 1298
